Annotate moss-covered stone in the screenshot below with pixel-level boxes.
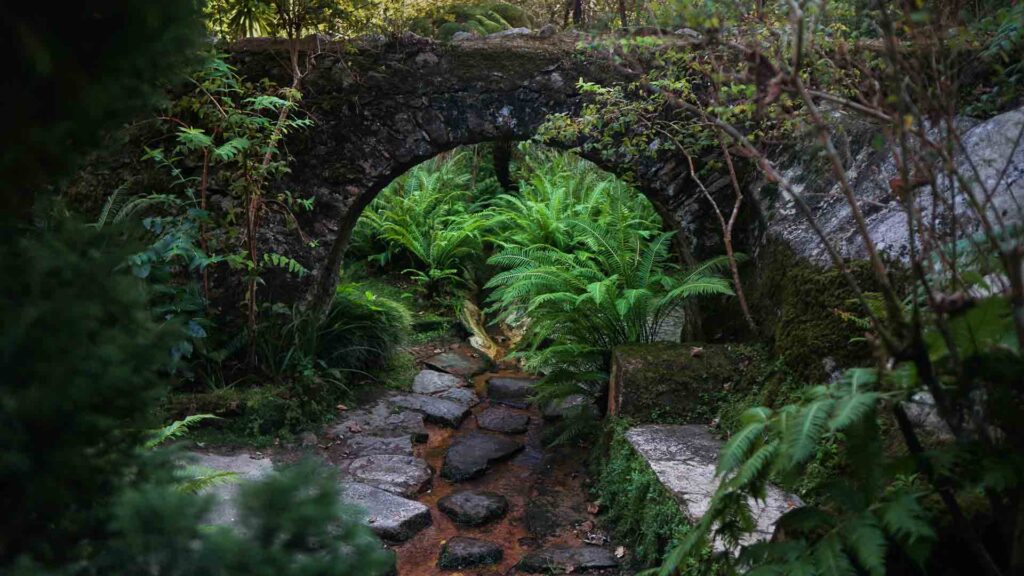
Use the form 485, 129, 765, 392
608, 342, 764, 424
748, 242, 876, 382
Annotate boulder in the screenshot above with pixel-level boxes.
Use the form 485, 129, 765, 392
517, 546, 618, 573
540, 394, 595, 420
442, 431, 523, 481
389, 393, 470, 428
341, 481, 432, 542
437, 536, 503, 569
623, 424, 802, 547
412, 369, 465, 395
437, 490, 508, 526
341, 455, 432, 497
486, 27, 532, 39
476, 407, 529, 434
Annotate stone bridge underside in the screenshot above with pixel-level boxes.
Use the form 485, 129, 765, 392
231, 33, 716, 309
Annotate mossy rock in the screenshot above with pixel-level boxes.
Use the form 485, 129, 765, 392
747, 242, 877, 382
608, 342, 763, 424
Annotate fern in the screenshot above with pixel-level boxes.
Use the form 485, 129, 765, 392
145, 414, 219, 449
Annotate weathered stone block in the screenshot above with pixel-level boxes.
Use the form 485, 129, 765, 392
608, 342, 752, 422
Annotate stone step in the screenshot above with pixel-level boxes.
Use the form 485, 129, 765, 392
437, 490, 508, 526
423, 346, 492, 377
411, 369, 466, 394
339, 454, 432, 498
330, 397, 428, 443
388, 393, 470, 428
189, 451, 274, 527
441, 430, 523, 481
340, 481, 432, 543
476, 407, 530, 434
486, 376, 536, 408
438, 536, 503, 569
623, 424, 802, 547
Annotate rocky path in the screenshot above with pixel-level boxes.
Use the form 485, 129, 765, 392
193, 343, 622, 575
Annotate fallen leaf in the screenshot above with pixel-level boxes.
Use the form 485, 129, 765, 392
348, 424, 363, 433
615, 546, 626, 558
579, 520, 594, 532
690, 346, 704, 358
586, 502, 600, 515
336, 404, 348, 411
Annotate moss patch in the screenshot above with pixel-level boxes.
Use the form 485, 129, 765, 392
748, 242, 877, 382
609, 342, 766, 424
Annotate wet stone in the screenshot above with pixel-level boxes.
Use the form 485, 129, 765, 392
476, 407, 529, 434
541, 393, 595, 420
438, 536, 503, 569
412, 369, 465, 395
437, 490, 508, 526
331, 398, 428, 443
487, 376, 536, 407
344, 435, 413, 457
341, 455, 432, 497
517, 546, 619, 573
442, 431, 523, 482
389, 393, 470, 428
437, 386, 479, 407
424, 347, 492, 377
340, 481, 432, 543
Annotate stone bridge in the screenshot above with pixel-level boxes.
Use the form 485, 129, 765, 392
231, 32, 717, 311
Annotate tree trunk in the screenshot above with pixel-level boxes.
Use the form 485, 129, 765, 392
618, 0, 628, 28
572, 0, 584, 26
493, 139, 514, 192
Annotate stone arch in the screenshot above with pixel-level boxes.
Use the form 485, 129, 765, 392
231, 33, 711, 312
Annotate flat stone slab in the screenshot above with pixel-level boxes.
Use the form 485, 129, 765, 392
437, 490, 508, 526
437, 386, 479, 407
344, 435, 413, 457
341, 481, 432, 543
190, 451, 274, 527
624, 424, 802, 547
517, 546, 618, 573
487, 376, 536, 407
442, 431, 523, 481
438, 536, 503, 569
476, 407, 529, 434
331, 397, 428, 443
389, 393, 470, 428
424, 347, 492, 377
341, 455, 432, 498
412, 369, 466, 394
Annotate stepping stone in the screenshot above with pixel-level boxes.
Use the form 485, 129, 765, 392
487, 376, 536, 407
189, 451, 274, 528
541, 393, 595, 420
442, 431, 523, 481
424, 347, 492, 377
476, 407, 529, 434
412, 369, 465, 395
437, 490, 508, 526
344, 435, 413, 457
341, 481, 432, 542
331, 398, 428, 443
438, 536, 503, 569
341, 455, 432, 497
517, 546, 619, 573
389, 393, 470, 428
437, 386, 479, 407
